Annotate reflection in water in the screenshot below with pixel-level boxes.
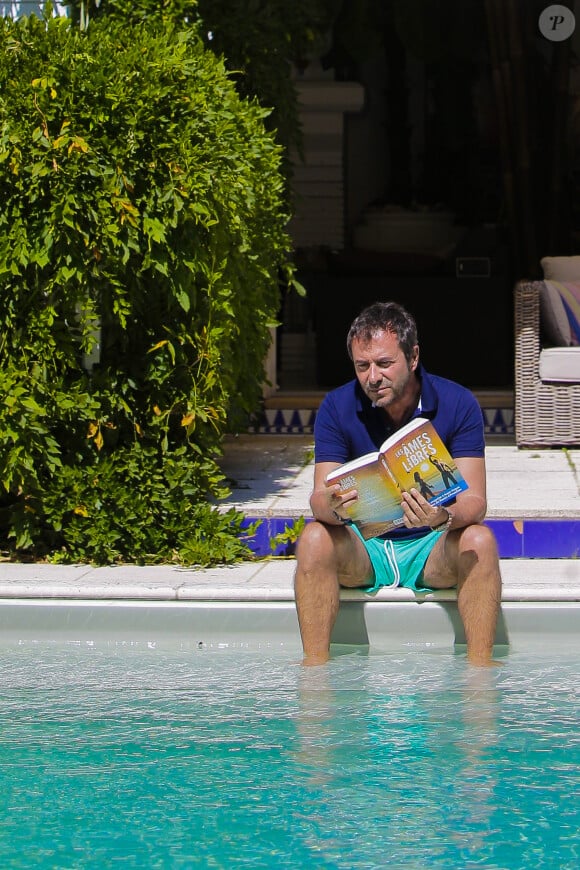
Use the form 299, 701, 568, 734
292, 652, 504, 864
451, 666, 500, 857
292, 649, 580, 869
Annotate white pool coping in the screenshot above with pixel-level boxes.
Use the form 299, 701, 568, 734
0, 558, 578, 602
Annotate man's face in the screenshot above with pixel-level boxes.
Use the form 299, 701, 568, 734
351, 329, 418, 409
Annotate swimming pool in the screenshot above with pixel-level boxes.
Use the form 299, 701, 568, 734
1, 608, 579, 869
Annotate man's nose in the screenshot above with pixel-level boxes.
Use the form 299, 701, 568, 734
368, 364, 382, 383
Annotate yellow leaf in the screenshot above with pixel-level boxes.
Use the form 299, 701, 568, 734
153, 405, 162, 416
87, 421, 98, 438
181, 413, 195, 427
73, 506, 88, 517
95, 430, 104, 451
68, 137, 89, 155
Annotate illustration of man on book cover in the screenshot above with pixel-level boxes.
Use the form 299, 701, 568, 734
429, 456, 459, 488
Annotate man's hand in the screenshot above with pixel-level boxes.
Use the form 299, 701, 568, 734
310, 461, 361, 526
400, 488, 449, 529
327, 483, 357, 525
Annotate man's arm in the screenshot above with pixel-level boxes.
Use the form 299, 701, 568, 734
309, 461, 356, 525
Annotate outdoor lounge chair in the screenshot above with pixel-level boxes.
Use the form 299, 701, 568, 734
514, 278, 580, 447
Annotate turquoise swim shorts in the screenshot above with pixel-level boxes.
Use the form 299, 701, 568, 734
350, 525, 445, 594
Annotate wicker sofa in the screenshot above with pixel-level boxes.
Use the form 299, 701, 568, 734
514, 280, 580, 447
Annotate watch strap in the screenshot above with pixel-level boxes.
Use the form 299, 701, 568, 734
431, 508, 453, 532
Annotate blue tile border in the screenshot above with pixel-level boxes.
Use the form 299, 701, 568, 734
240, 517, 299, 557
248, 406, 514, 437
248, 408, 317, 435
488, 519, 580, 559
241, 516, 580, 559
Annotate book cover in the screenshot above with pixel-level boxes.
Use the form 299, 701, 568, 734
325, 417, 468, 539
325, 451, 405, 534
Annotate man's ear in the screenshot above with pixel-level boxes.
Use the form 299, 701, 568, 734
410, 344, 420, 371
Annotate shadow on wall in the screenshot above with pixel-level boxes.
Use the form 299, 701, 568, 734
331, 599, 510, 649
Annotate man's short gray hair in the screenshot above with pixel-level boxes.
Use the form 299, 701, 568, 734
346, 301, 419, 362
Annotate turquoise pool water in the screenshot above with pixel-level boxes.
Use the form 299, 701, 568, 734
1, 640, 579, 869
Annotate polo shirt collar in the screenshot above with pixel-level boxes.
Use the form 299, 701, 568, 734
417, 364, 439, 418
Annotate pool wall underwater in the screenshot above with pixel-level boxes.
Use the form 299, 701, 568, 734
1, 598, 580, 651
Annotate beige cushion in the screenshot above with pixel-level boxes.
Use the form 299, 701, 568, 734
541, 256, 580, 281
539, 347, 580, 382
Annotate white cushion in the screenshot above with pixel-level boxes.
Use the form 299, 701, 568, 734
539, 347, 580, 382
541, 256, 580, 281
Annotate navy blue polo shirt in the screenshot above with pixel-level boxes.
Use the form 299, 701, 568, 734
314, 365, 485, 540
314, 364, 485, 466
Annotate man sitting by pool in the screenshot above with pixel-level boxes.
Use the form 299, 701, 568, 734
293, 301, 502, 666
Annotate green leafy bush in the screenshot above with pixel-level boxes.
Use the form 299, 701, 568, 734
67, 0, 339, 183
0, 11, 292, 564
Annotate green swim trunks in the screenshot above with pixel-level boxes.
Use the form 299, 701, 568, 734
350, 525, 445, 594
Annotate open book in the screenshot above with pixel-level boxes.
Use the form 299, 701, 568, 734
325, 417, 468, 539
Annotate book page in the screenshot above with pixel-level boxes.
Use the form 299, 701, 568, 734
325, 451, 378, 479
380, 416, 429, 451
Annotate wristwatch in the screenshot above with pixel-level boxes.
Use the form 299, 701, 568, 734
431, 508, 453, 532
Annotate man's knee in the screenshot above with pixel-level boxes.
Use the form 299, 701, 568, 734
295, 520, 336, 567
458, 523, 499, 560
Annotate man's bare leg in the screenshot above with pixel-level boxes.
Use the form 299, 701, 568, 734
424, 524, 502, 666
294, 522, 372, 666
455, 525, 502, 665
